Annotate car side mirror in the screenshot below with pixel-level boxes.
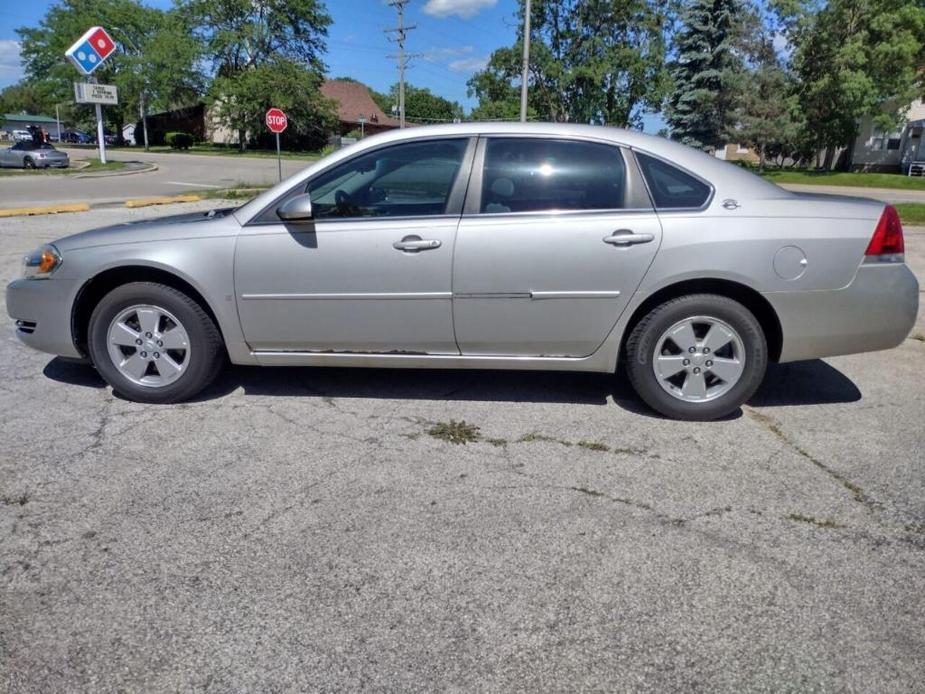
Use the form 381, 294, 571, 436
277, 193, 314, 221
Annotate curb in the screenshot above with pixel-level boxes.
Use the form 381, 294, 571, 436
0, 203, 91, 218
124, 194, 202, 208
73, 162, 158, 179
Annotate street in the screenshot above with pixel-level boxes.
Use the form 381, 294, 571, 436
0, 148, 310, 208
1, 202, 924, 692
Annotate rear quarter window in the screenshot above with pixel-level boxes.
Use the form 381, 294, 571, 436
636, 152, 712, 209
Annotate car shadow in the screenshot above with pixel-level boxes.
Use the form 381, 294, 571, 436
42, 356, 861, 418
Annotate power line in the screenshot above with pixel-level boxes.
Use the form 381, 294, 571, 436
384, 0, 418, 128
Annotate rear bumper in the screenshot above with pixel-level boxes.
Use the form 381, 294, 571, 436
766, 262, 919, 362
5, 278, 83, 358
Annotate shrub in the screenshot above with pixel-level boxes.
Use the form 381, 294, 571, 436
165, 131, 194, 150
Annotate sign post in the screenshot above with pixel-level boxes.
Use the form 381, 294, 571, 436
65, 26, 116, 164
265, 107, 288, 182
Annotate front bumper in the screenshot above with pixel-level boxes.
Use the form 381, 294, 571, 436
767, 262, 919, 363
6, 278, 83, 358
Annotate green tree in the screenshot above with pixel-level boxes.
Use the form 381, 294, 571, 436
372, 83, 463, 123
16, 0, 203, 141
666, 0, 747, 151
779, 0, 925, 166
209, 59, 337, 151
723, 12, 805, 170
0, 82, 57, 117
468, 0, 671, 127
186, 0, 331, 76
186, 0, 334, 149
731, 51, 802, 170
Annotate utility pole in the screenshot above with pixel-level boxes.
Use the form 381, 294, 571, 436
385, 0, 417, 128
520, 0, 532, 122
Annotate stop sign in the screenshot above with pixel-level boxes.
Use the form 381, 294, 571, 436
265, 108, 288, 134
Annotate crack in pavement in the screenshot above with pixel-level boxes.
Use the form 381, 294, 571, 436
743, 406, 874, 509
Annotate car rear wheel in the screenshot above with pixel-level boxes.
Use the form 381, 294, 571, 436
87, 282, 224, 403
624, 294, 768, 421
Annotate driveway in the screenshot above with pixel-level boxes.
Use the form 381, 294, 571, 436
1, 204, 924, 692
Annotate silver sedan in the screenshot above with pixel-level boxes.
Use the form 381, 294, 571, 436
5, 123, 919, 420
0, 141, 69, 169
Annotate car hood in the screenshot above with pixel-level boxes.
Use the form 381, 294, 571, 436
53, 207, 241, 252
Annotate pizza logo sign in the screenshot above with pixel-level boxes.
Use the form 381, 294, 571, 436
65, 27, 117, 75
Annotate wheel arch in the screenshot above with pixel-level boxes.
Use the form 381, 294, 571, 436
621, 278, 783, 363
71, 265, 227, 358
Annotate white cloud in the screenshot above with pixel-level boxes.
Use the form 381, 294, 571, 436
423, 0, 498, 19
448, 56, 488, 72
0, 40, 23, 80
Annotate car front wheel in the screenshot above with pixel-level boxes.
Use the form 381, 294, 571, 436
87, 282, 224, 403
23, 157, 35, 169
624, 294, 768, 421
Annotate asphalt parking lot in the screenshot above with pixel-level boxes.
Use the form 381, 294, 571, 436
2, 202, 924, 692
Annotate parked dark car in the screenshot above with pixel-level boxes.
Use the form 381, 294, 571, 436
60, 130, 94, 145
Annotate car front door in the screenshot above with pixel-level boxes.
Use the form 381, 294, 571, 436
0, 143, 23, 167
452, 136, 663, 357
234, 137, 475, 354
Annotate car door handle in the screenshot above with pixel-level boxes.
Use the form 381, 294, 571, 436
393, 236, 442, 252
603, 229, 655, 246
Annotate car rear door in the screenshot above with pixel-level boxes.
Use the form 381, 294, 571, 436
452, 136, 662, 357
234, 137, 475, 354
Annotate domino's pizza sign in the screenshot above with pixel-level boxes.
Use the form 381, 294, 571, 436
65, 26, 117, 75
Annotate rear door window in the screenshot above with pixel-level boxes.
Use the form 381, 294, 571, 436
479, 138, 626, 214
636, 152, 712, 209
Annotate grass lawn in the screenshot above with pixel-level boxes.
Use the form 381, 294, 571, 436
894, 203, 925, 225
65, 143, 323, 161
201, 183, 271, 201
0, 159, 125, 176
763, 169, 925, 191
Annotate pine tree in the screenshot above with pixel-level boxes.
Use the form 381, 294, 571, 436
666, 0, 745, 151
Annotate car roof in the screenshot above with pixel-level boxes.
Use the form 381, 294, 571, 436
235, 122, 788, 222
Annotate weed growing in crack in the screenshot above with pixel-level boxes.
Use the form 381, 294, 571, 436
518, 432, 573, 446
428, 420, 481, 445
786, 513, 842, 529
0, 493, 28, 506
578, 441, 610, 452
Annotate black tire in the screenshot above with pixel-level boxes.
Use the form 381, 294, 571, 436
87, 282, 224, 403
624, 294, 768, 421
23, 157, 35, 169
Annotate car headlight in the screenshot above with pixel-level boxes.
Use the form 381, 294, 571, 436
22, 244, 62, 279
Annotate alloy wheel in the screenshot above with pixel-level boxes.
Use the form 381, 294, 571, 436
652, 315, 746, 403
106, 304, 191, 387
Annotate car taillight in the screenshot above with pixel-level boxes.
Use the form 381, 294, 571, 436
865, 205, 905, 258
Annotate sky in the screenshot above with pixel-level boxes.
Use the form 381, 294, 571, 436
0, 0, 664, 132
